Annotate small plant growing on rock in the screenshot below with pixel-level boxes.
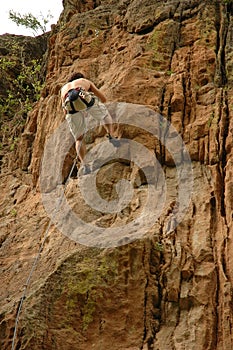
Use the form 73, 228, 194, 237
222, 0, 233, 4
155, 242, 164, 252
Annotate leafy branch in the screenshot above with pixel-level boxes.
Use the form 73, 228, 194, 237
0, 57, 44, 116
9, 10, 53, 36
0, 41, 45, 152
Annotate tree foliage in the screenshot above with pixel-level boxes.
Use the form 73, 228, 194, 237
9, 10, 53, 36
0, 54, 44, 116
0, 40, 45, 152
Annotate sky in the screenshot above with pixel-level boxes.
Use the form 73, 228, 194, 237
0, 0, 63, 36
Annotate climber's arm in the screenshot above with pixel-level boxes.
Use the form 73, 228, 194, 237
89, 82, 107, 103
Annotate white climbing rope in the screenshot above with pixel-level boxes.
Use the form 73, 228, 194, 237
11, 151, 80, 350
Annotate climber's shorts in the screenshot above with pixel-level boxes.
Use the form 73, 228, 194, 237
66, 99, 111, 140
66, 110, 86, 139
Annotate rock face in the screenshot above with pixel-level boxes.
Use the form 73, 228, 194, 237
1, 0, 233, 349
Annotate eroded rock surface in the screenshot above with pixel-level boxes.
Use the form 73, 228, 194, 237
1, 1, 233, 349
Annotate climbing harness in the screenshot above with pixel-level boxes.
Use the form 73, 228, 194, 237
63, 87, 95, 114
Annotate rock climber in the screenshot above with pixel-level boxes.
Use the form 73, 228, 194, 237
61, 72, 117, 175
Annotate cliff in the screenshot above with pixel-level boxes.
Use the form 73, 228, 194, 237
1, 0, 233, 349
